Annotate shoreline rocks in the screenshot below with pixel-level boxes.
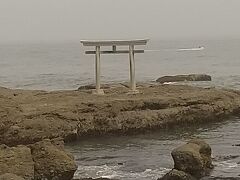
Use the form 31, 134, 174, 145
159, 139, 213, 180
0, 139, 77, 180
0, 84, 240, 179
156, 74, 212, 84
30, 139, 77, 180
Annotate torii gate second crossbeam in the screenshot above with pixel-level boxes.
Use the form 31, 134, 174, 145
80, 39, 149, 95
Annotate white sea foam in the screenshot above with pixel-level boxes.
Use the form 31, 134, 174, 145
214, 161, 239, 169
74, 164, 170, 180
163, 82, 177, 85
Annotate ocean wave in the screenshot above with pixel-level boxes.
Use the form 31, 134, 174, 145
74, 164, 170, 180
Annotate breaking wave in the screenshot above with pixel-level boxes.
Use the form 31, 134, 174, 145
74, 164, 170, 180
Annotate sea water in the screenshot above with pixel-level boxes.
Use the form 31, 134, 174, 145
0, 39, 239, 90
66, 116, 240, 179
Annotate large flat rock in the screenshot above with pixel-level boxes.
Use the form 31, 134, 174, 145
0, 84, 240, 146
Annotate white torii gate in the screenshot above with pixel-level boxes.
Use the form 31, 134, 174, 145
80, 39, 149, 95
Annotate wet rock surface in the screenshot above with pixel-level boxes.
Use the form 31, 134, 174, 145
156, 74, 212, 84
158, 169, 197, 180
172, 139, 213, 178
159, 139, 213, 180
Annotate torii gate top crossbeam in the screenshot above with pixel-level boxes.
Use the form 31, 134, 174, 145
80, 39, 148, 46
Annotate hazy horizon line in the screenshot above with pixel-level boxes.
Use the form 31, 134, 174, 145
1, 36, 240, 45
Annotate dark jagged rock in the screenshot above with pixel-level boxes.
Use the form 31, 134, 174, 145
156, 74, 212, 83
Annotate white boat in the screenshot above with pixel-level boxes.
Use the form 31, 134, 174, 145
177, 46, 205, 51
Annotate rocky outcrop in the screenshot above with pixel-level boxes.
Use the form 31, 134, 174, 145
156, 74, 212, 83
0, 84, 240, 179
0, 84, 240, 146
0, 173, 25, 180
0, 139, 77, 180
172, 139, 213, 178
30, 139, 77, 180
0, 144, 34, 179
159, 139, 213, 180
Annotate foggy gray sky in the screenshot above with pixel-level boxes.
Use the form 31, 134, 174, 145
0, 0, 240, 43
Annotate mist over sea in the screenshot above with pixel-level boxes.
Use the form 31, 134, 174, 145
0, 39, 239, 91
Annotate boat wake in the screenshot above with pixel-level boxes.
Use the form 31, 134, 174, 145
177, 46, 205, 51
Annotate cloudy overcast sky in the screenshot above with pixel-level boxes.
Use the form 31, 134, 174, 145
0, 0, 240, 42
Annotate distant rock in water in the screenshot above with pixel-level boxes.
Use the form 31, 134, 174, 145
156, 74, 212, 84
158, 139, 213, 180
